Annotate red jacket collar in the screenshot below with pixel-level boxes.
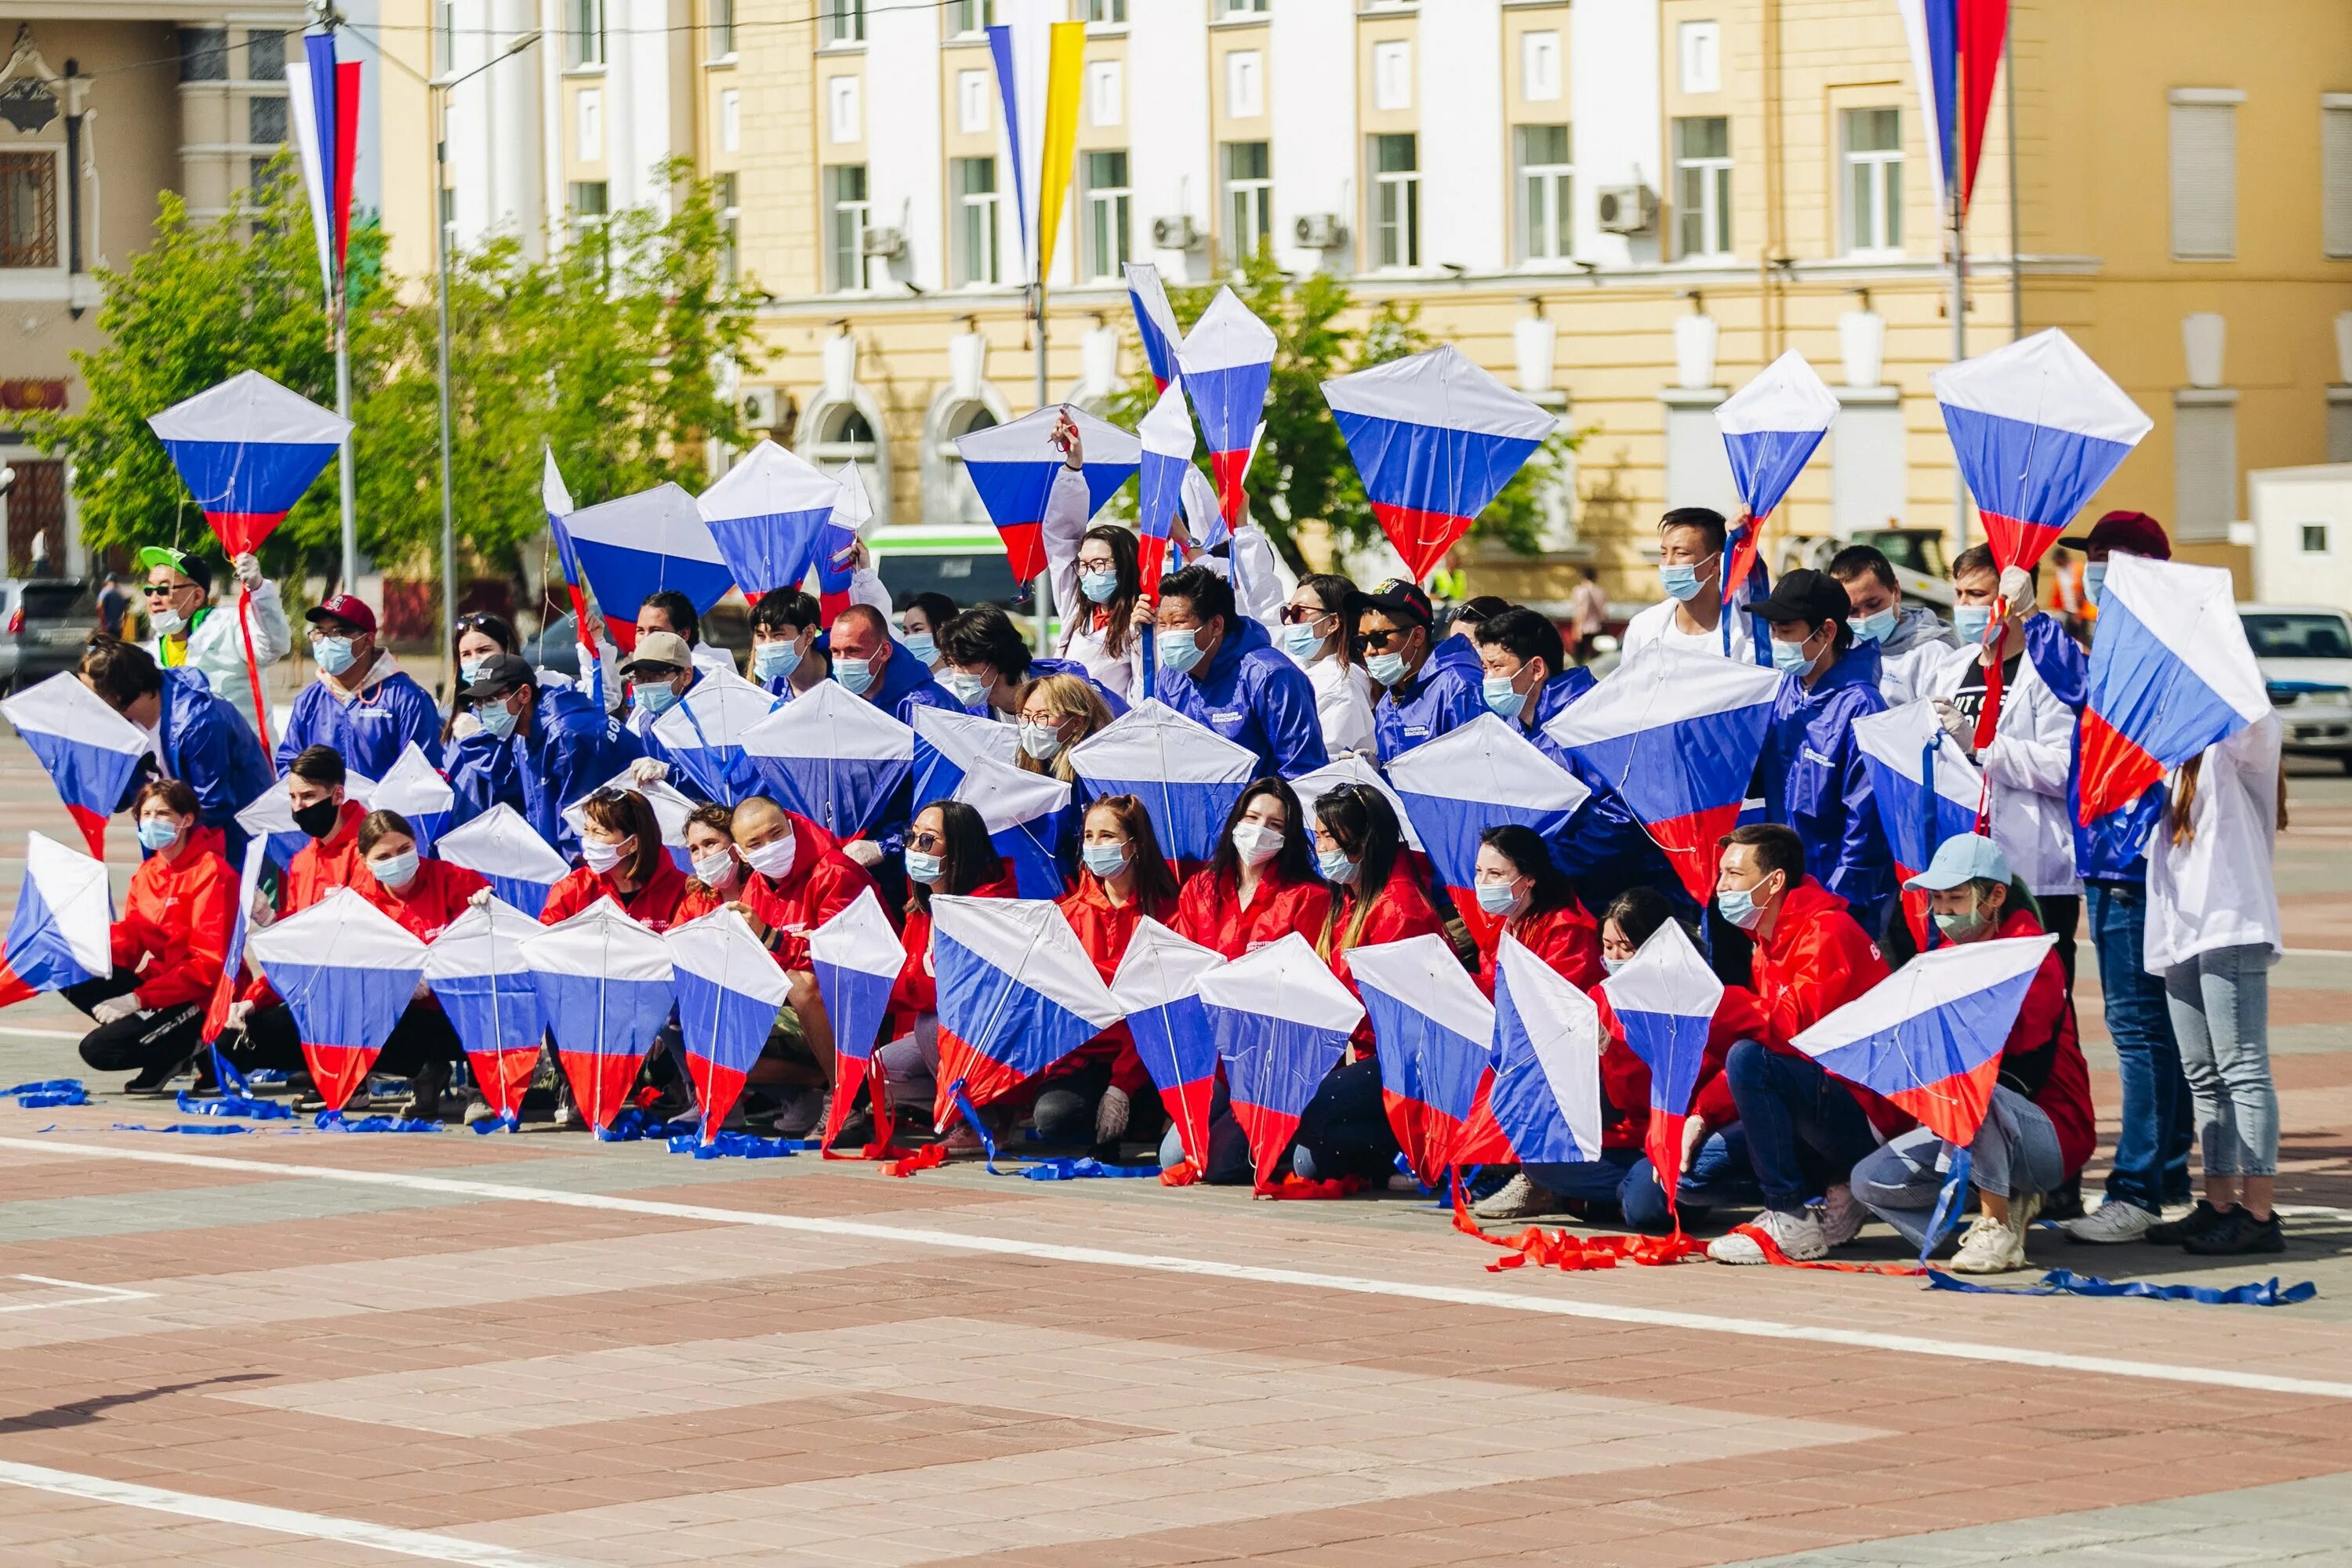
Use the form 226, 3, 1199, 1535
1757, 876, 1849, 961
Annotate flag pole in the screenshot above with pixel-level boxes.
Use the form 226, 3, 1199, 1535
1033, 278, 1056, 658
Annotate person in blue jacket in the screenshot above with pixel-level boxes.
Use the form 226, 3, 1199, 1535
936, 602, 1127, 720
1747, 569, 1893, 938
274, 594, 444, 779
81, 636, 274, 866
828, 604, 958, 727
445, 653, 641, 859
1152, 563, 1327, 778
1356, 580, 1485, 763
747, 590, 829, 701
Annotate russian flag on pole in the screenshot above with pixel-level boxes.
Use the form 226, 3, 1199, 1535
667, 906, 795, 1142
147, 371, 350, 559
421, 897, 547, 1128
1388, 714, 1590, 929
1932, 328, 2151, 573
929, 894, 1121, 1121
1287, 755, 1424, 852
1321, 345, 1558, 583
1897, 0, 2009, 215
201, 837, 270, 1045
285, 30, 361, 299
956, 405, 1142, 586
1855, 700, 1985, 949
952, 755, 1073, 901
237, 767, 378, 873
2079, 554, 2271, 823
1475, 930, 1606, 1168
1793, 931, 2056, 1148
368, 742, 453, 855
1134, 383, 1196, 600
741, 680, 913, 841
1542, 647, 1781, 902
1178, 287, 1276, 533
0, 673, 151, 857
1124, 263, 1184, 392
1197, 933, 1363, 1194
0, 833, 112, 1008
697, 439, 838, 603
522, 901, 676, 1134
247, 888, 428, 1115
809, 888, 904, 1152
1599, 918, 1723, 1215
562, 483, 735, 654
812, 462, 876, 628
434, 804, 572, 918
912, 706, 1018, 811
652, 671, 779, 808
1067, 698, 1256, 866
1108, 917, 1224, 1174
1350, 934, 1500, 1185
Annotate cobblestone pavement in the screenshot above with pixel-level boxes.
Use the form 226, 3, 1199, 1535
1, 717, 2348, 1567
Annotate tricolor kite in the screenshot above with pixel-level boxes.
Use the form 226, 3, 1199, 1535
697, 439, 838, 604
928, 894, 1121, 1123
543, 451, 604, 707
741, 680, 913, 841
434, 804, 572, 917
1067, 698, 1256, 866
521, 900, 676, 1134
667, 906, 794, 1142
421, 896, 548, 1129
1477, 929, 1606, 1170
1287, 755, 1424, 853
368, 742, 453, 855
955, 405, 1142, 586
808, 888, 905, 1152
652, 670, 779, 808
561, 483, 733, 654
147, 370, 350, 559
1388, 714, 1590, 927
1178, 286, 1276, 532
0, 833, 111, 1008
911, 706, 1018, 811
1123, 263, 1184, 391
0, 673, 152, 856
1196, 932, 1363, 1194
1107, 916, 1225, 1174
1598, 918, 1722, 1211
1134, 383, 1197, 599
201, 837, 270, 1047
950, 755, 1073, 901
1350, 933, 1500, 1186
247, 887, 429, 1115
1715, 350, 1835, 659
1854, 700, 1987, 949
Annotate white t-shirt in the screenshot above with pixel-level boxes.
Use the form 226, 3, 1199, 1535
1618, 597, 1763, 666
1307, 655, 1378, 759
2145, 711, 2283, 973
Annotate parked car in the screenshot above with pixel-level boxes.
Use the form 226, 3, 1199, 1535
524, 601, 752, 681
0, 577, 96, 694
2239, 603, 2352, 771
868, 524, 1031, 614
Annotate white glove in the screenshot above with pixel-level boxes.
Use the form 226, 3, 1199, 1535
1931, 696, 1973, 744
629, 757, 670, 785
843, 839, 884, 869
233, 552, 264, 590
1094, 1084, 1131, 1144
467, 887, 492, 908
1997, 566, 2034, 614
90, 994, 143, 1025
223, 1000, 253, 1030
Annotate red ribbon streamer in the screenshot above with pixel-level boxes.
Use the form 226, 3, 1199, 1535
1449, 1176, 1704, 1272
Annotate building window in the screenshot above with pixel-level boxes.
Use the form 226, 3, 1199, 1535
948, 0, 993, 35
956, 70, 989, 134
568, 180, 610, 258
1226, 50, 1263, 118
1519, 31, 1559, 103
1369, 132, 1419, 269
2173, 393, 2238, 542
1223, 140, 1271, 265
578, 89, 603, 162
248, 96, 289, 146
1219, 0, 1269, 13
180, 27, 229, 82
1371, 42, 1410, 112
246, 30, 287, 82
1, 154, 59, 269
719, 88, 742, 153
822, 0, 866, 45
1831, 396, 1907, 533
716, 172, 740, 285
709, 0, 736, 56
2332, 389, 2352, 464
434, 2, 456, 70
569, 0, 606, 67
1842, 107, 1902, 256
1663, 393, 1740, 511
1678, 21, 1720, 94
1083, 150, 1131, 281
1674, 115, 1732, 258
827, 165, 868, 291
2169, 93, 2238, 261
2323, 100, 2352, 259
1515, 124, 1572, 263
1086, 0, 1128, 23
953, 156, 1000, 285
1088, 60, 1122, 128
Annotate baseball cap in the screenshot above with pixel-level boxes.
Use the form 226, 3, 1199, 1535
305, 593, 379, 635
1743, 568, 1852, 626
134, 546, 214, 596
1904, 832, 2012, 891
620, 630, 693, 675
457, 652, 535, 704
2056, 510, 2171, 561
1350, 579, 1435, 626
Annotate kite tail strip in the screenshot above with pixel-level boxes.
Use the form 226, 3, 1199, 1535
175, 1088, 289, 1121
1721, 1220, 1923, 1276
238, 586, 277, 761
882, 1142, 949, 1178
2, 1079, 90, 1109
1159, 1157, 1201, 1188
1927, 1269, 2316, 1307
1264, 1173, 1367, 1200
1449, 1176, 1701, 1272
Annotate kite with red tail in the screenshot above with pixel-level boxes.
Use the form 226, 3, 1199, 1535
1388, 714, 1589, 934
421, 897, 547, 1131
0, 674, 150, 858
521, 901, 676, 1135
1108, 917, 1223, 1182
560, 483, 733, 655
246, 888, 429, 1117
927, 895, 1122, 1140
955, 405, 1141, 587
809, 889, 906, 1156
1178, 286, 1276, 534
1598, 918, 1723, 1223
1196, 933, 1363, 1196
1854, 700, 1986, 951
666, 907, 796, 1145
1715, 351, 1837, 662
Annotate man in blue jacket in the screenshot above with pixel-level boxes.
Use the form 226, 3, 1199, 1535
828, 604, 958, 727
446, 654, 641, 858
80, 636, 273, 864
274, 594, 445, 779
936, 603, 1127, 720
1747, 569, 1893, 939
1154, 564, 1327, 779
1357, 580, 1484, 763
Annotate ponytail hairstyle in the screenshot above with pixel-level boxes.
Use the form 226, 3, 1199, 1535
1313, 783, 1406, 958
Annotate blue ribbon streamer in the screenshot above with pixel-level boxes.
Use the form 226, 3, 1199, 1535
176, 1089, 290, 1121
1018, 1157, 1161, 1181
2, 1079, 89, 1108
1926, 1269, 2318, 1307
666, 1131, 799, 1160
111, 1122, 256, 1136
470, 1114, 522, 1136
950, 1083, 1002, 1173
593, 1107, 700, 1142
1918, 1146, 1973, 1263
314, 1110, 441, 1134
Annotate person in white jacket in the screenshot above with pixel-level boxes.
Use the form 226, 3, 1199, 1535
1915, 545, 2080, 978
2143, 708, 2285, 1256
134, 544, 290, 731
1279, 571, 1377, 759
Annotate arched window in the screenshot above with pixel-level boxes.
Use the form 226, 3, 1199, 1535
920, 387, 1010, 525
797, 388, 891, 526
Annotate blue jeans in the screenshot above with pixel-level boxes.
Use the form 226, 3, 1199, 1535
1851, 1086, 2067, 1251
2165, 943, 2278, 1178
1156, 1077, 1254, 1184
2087, 880, 2189, 1213
1722, 1041, 1880, 1214
1526, 1127, 1760, 1232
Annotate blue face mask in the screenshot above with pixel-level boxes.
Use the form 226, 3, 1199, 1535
943, 669, 991, 706
902, 633, 938, 666
834, 656, 875, 695
1366, 651, 1410, 688
1659, 563, 1706, 602
2083, 561, 2107, 607
477, 698, 521, 739
1770, 635, 1814, 675
368, 849, 419, 889
1081, 841, 1128, 879
459, 657, 491, 688
314, 636, 356, 675
905, 850, 943, 886
1717, 884, 1766, 931
1158, 628, 1203, 674
1954, 604, 1994, 644
1080, 570, 1120, 604
1317, 847, 1359, 884
1279, 622, 1325, 663
1482, 673, 1527, 720
1475, 879, 1525, 916
632, 679, 679, 717
753, 640, 802, 683
1852, 608, 1897, 644
1600, 953, 1626, 975
135, 818, 180, 853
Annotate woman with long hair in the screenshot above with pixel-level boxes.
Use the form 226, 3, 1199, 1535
1172, 778, 1330, 957
673, 802, 746, 920
445, 612, 521, 742
880, 800, 1017, 1152
538, 787, 695, 929
1062, 524, 1143, 702
1467, 824, 1602, 993
1014, 672, 1116, 785
1279, 572, 1376, 759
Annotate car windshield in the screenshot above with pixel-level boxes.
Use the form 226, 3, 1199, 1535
20, 582, 93, 621
2243, 613, 2352, 661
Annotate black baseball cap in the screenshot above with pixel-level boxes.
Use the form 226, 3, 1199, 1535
1350, 579, 1435, 626
1744, 568, 1852, 626
457, 653, 535, 703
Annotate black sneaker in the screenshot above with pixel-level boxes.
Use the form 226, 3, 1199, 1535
2148, 1199, 2228, 1245
401, 1062, 452, 1122
123, 1056, 189, 1096
2182, 1207, 2285, 1256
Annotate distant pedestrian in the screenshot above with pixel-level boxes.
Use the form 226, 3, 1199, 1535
1568, 566, 1608, 662
96, 572, 132, 637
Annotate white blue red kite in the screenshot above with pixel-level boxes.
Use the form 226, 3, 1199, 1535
0, 833, 111, 1009
1350, 933, 1499, 1186
1108, 916, 1224, 1174
1542, 647, 1781, 902
928, 894, 1120, 1121
562, 483, 733, 653
1932, 328, 2151, 573
421, 896, 547, 1128
955, 405, 1141, 586
248, 887, 430, 1114
812, 461, 875, 626
434, 804, 572, 918
147, 371, 350, 558
1178, 286, 1276, 532
201, 837, 270, 1046
2079, 554, 2272, 822
741, 679, 913, 841
1288, 755, 1424, 853
1196, 933, 1363, 1195
543, 450, 604, 707
652, 670, 779, 808
1124, 263, 1184, 392
1716, 350, 1839, 525
1321, 345, 1558, 583
666, 906, 794, 1142
1479, 929, 1605, 1170
368, 742, 454, 855
1134, 383, 1196, 600
1067, 698, 1257, 866
1598, 917, 1723, 1211
697, 439, 839, 603
2, 671, 154, 857
1388, 714, 1590, 927
911, 706, 1018, 812
1854, 699, 1986, 949
808, 887, 904, 1152
1897, 0, 2009, 214
521, 900, 676, 1134
951, 754, 1073, 901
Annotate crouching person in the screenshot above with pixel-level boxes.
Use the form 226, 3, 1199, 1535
1849, 833, 2094, 1272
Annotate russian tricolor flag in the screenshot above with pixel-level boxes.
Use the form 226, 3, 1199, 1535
808, 888, 904, 1152
1321, 346, 1558, 583
1855, 699, 1986, 949
286, 29, 361, 300
1178, 287, 1276, 533
1898, 0, 2009, 215
2080, 554, 2272, 822
1196, 932, 1363, 1194
912, 706, 1018, 812
1067, 698, 1257, 866
434, 804, 572, 917
1793, 931, 2056, 1149
1351, 933, 1500, 1186
652, 670, 780, 808
928, 894, 1122, 1123
742, 679, 913, 842
0, 673, 152, 857
1134, 382, 1196, 600
247, 887, 429, 1114
1123, 262, 1184, 392
369, 742, 453, 855
1543, 647, 1782, 902
521, 900, 677, 1134
562, 483, 735, 654
0, 833, 112, 1009
1598, 917, 1722, 1213
667, 906, 794, 1142
1388, 714, 1590, 929
956, 405, 1142, 586
951, 755, 1073, 901
1479, 929, 1606, 1168
698, 439, 840, 603
1932, 328, 2151, 572
147, 370, 350, 559
421, 896, 548, 1129
1108, 916, 1224, 1174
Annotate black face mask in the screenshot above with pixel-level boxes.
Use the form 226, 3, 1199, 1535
292, 797, 343, 840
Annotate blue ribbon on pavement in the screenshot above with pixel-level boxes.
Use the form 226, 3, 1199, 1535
1926, 1269, 2317, 1307
666, 1130, 798, 1160
3, 1079, 89, 1108
111, 1122, 256, 1135
1018, 1157, 1160, 1181
176, 1089, 290, 1120
314, 1110, 441, 1134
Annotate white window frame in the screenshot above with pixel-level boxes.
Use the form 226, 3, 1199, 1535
1226, 50, 1263, 119
719, 88, 742, 154
1841, 107, 1903, 258
577, 89, 603, 162
708, 0, 735, 60
947, 0, 991, 39
716, 172, 740, 285
1083, 149, 1131, 281
821, 0, 866, 47
1515, 124, 1572, 263
826, 164, 868, 292
1519, 30, 1559, 103
1678, 21, 1720, 95
2169, 89, 2241, 262
827, 75, 861, 145
956, 70, 990, 135
1372, 41, 1410, 112
1673, 115, 1732, 260
1087, 60, 1122, 129
2321, 96, 2352, 260
1085, 0, 1128, 25
953, 155, 1001, 287
1369, 132, 1420, 270
1222, 140, 1271, 267
568, 0, 605, 67
1218, 0, 1269, 14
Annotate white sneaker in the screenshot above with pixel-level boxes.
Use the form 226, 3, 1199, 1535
1473, 1173, 1565, 1222
2060, 1199, 2157, 1244
1818, 1182, 1866, 1247
1708, 1207, 1826, 1265
1951, 1211, 2028, 1273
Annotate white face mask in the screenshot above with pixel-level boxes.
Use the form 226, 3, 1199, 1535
581, 836, 631, 874
149, 605, 187, 637
741, 834, 797, 881
1230, 821, 1283, 867
690, 847, 736, 887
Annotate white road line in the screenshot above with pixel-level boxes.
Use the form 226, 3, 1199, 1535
2, 1135, 2347, 1403
0, 1458, 575, 1566
0, 1025, 86, 1041
0, 1274, 155, 1314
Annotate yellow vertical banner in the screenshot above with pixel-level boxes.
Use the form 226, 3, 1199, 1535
1033, 20, 1087, 298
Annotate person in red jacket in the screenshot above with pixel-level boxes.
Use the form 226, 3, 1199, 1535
1705, 823, 1894, 1265
1036, 795, 1182, 1150
1850, 834, 2096, 1273
64, 779, 236, 1094
280, 745, 369, 914
538, 787, 695, 930
1173, 778, 1331, 957
1468, 824, 1601, 996
673, 803, 749, 923
878, 800, 1018, 1151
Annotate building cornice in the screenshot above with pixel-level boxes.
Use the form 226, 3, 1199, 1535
13, 4, 303, 19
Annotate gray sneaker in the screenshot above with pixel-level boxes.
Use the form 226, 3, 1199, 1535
2060, 1200, 2157, 1243
1473, 1173, 1566, 1222
771, 1088, 827, 1139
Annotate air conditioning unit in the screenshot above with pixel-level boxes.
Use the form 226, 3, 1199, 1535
739, 386, 781, 430
1150, 214, 1203, 250
1596, 184, 1657, 235
860, 225, 908, 260
1294, 212, 1348, 250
